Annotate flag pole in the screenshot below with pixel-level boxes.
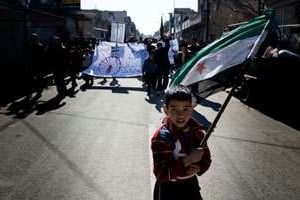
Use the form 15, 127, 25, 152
199, 60, 251, 147
199, 84, 236, 147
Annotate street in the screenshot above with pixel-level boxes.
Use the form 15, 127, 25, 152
0, 78, 300, 200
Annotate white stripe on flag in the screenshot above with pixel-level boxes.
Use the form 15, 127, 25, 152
181, 36, 259, 86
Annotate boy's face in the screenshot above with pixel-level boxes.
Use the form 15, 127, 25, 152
164, 100, 193, 128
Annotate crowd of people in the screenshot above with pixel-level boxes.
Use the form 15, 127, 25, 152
25, 32, 206, 103
142, 35, 206, 98
25, 33, 96, 99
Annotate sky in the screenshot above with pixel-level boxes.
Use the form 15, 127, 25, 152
81, 0, 198, 35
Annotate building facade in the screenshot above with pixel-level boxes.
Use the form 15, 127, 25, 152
0, 0, 81, 83
172, 0, 299, 44
78, 9, 139, 42
174, 0, 261, 43
264, 0, 300, 25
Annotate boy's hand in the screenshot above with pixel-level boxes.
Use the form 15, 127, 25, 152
186, 164, 201, 175
183, 148, 204, 167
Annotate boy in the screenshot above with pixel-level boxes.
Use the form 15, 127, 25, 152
151, 85, 211, 200
142, 51, 158, 96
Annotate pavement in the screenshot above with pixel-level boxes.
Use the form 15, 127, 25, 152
194, 89, 300, 200
0, 78, 300, 200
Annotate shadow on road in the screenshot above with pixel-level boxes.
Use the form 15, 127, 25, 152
144, 94, 164, 113
86, 85, 145, 94
35, 95, 67, 115
196, 95, 221, 112
1, 87, 80, 118
3, 94, 67, 118
5, 94, 41, 119
0, 73, 79, 118
192, 110, 212, 131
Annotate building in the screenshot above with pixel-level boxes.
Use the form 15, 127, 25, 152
208, 0, 259, 41
0, 1, 27, 69
264, 0, 300, 25
78, 9, 139, 42
173, 8, 198, 40
173, 0, 260, 43
264, 0, 300, 51
28, 0, 82, 43
0, 0, 81, 88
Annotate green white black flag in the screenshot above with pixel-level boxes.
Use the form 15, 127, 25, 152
170, 13, 273, 88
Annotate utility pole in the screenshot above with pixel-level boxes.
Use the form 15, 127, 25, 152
169, 12, 173, 35
173, 0, 176, 37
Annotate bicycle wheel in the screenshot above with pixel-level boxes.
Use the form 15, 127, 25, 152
98, 56, 121, 76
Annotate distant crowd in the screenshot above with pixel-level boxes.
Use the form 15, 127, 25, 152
25, 33, 207, 101
141, 34, 207, 97
25, 33, 96, 98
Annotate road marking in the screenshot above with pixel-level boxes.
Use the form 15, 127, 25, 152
148, 123, 158, 200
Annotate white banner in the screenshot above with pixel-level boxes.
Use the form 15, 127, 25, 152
82, 41, 148, 77
110, 23, 125, 43
168, 39, 179, 64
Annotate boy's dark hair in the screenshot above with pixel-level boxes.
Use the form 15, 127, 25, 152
164, 85, 192, 107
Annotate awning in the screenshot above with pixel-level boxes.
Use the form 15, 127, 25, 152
93, 27, 108, 32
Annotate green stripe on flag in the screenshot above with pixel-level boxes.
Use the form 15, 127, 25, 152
170, 13, 272, 87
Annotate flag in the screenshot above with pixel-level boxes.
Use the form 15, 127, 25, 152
170, 11, 275, 97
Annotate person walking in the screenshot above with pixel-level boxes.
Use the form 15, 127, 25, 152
155, 41, 170, 93
46, 36, 67, 97
25, 33, 46, 98
142, 51, 158, 96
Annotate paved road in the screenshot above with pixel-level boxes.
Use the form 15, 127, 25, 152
197, 91, 300, 200
0, 78, 299, 200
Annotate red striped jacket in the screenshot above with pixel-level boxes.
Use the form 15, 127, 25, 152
151, 117, 211, 182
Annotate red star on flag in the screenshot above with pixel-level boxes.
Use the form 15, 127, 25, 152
196, 62, 206, 74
